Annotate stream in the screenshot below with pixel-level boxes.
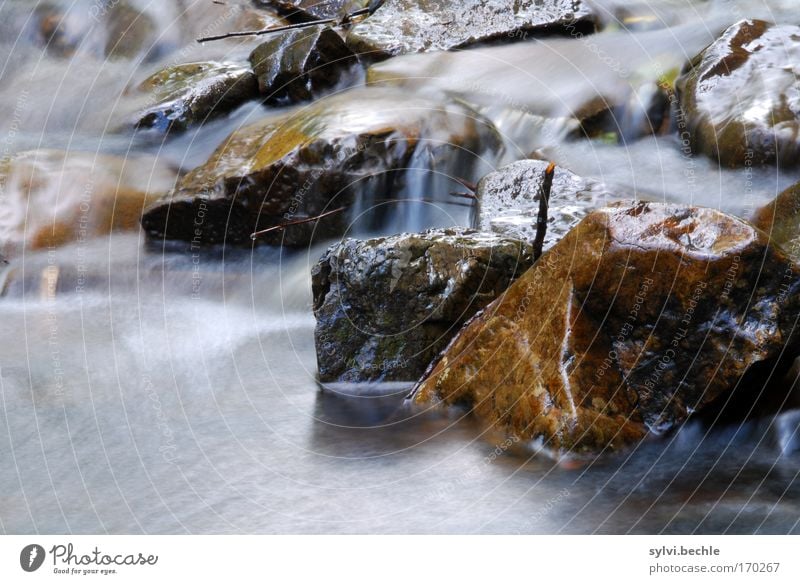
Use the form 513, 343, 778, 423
1, 0, 799, 534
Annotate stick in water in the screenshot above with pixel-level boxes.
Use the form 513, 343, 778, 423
532, 162, 556, 262
250, 207, 346, 240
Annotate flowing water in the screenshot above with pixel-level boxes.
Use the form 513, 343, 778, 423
1, 0, 800, 534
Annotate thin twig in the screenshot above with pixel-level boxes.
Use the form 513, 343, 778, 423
196, 7, 372, 43
249, 190, 476, 239
532, 162, 556, 262
452, 176, 477, 193
449, 191, 477, 200
250, 207, 346, 239
198, 18, 336, 42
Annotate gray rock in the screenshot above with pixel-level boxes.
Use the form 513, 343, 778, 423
476, 160, 624, 251
677, 19, 800, 167
249, 25, 358, 104
312, 228, 534, 382
346, 0, 596, 58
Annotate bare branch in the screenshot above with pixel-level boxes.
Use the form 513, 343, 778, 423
250, 207, 346, 240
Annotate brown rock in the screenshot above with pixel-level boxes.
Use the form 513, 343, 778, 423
135, 62, 258, 133
676, 19, 800, 167
753, 181, 800, 263
141, 88, 499, 247
414, 203, 800, 456
0, 150, 177, 258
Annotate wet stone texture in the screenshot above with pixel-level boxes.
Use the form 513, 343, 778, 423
135, 62, 258, 133
312, 228, 534, 382
414, 203, 800, 456
475, 160, 625, 251
753, 181, 800, 263
0, 150, 178, 258
346, 0, 596, 59
141, 88, 498, 247
677, 19, 800, 168
249, 25, 358, 105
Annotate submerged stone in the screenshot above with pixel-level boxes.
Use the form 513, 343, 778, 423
346, 0, 595, 58
414, 203, 800, 456
249, 25, 358, 104
475, 160, 624, 251
677, 19, 800, 167
135, 62, 258, 132
312, 228, 533, 382
141, 88, 499, 247
0, 150, 177, 258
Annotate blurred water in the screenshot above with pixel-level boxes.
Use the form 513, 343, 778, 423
0, 0, 799, 534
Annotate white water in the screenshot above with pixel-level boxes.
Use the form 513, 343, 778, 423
0, 0, 799, 534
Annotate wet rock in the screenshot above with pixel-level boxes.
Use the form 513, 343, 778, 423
264, 0, 368, 21
0, 150, 177, 258
677, 19, 800, 167
575, 80, 672, 143
346, 0, 596, 59
414, 203, 800, 456
103, 2, 158, 60
141, 88, 499, 247
135, 62, 258, 133
475, 160, 623, 251
249, 25, 358, 104
753, 181, 800, 262
313, 228, 533, 382
32, 3, 86, 57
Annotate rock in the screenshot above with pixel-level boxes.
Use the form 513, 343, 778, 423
0, 150, 177, 258
135, 62, 258, 133
676, 19, 800, 168
141, 88, 499, 247
249, 25, 358, 104
312, 228, 534, 382
414, 203, 800, 456
475, 160, 623, 251
33, 3, 86, 57
346, 0, 596, 59
263, 0, 368, 21
753, 181, 800, 262
103, 2, 158, 60
575, 80, 672, 143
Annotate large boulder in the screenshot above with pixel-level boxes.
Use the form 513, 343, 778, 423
475, 160, 623, 251
312, 228, 534, 382
135, 62, 258, 133
413, 203, 800, 456
753, 181, 800, 262
0, 150, 177, 258
346, 0, 595, 59
249, 25, 358, 105
141, 88, 500, 247
677, 19, 800, 168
